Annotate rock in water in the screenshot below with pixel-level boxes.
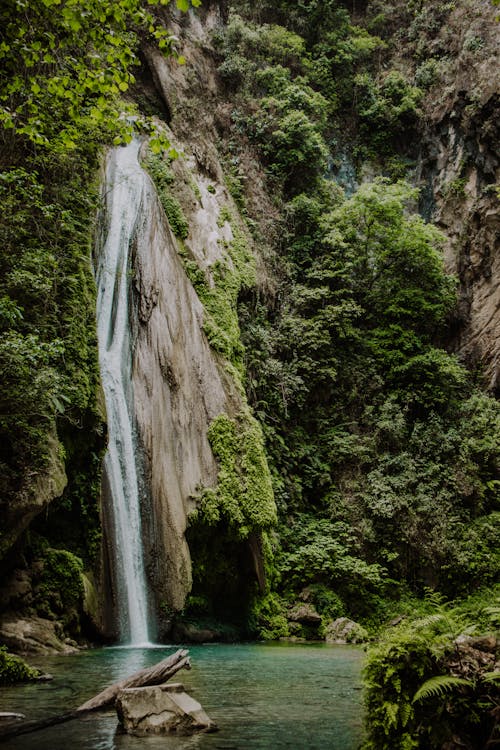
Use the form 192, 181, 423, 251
325, 617, 369, 644
115, 683, 217, 736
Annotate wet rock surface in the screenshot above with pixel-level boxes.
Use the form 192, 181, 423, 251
116, 682, 217, 736
0, 614, 78, 655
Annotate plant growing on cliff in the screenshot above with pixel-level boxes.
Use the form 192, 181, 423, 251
0, 0, 201, 149
195, 409, 276, 537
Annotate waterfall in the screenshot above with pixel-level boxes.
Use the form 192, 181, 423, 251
96, 140, 151, 645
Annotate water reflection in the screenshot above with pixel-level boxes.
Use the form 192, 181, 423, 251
0, 643, 364, 749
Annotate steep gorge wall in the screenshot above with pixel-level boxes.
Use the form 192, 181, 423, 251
396, 0, 500, 390
128, 143, 241, 621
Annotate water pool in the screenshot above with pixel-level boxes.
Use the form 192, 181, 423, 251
0, 642, 364, 749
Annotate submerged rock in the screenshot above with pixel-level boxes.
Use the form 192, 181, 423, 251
325, 617, 369, 644
116, 682, 217, 736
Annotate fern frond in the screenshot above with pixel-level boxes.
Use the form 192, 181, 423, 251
415, 614, 446, 629
481, 671, 500, 684
413, 675, 471, 703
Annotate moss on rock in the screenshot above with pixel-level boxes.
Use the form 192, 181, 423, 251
0, 646, 40, 685
195, 408, 276, 537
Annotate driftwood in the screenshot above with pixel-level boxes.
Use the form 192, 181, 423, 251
0, 648, 190, 742
77, 648, 190, 712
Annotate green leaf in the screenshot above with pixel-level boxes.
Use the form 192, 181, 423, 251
176, 0, 189, 10
413, 675, 471, 703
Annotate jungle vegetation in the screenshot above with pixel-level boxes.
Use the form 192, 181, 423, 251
0, 0, 498, 746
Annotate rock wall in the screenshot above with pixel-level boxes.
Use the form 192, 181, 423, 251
416, 2, 500, 391
129, 146, 241, 621
421, 92, 500, 392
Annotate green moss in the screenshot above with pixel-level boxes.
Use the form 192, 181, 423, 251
144, 151, 189, 239
198, 213, 256, 378
35, 547, 84, 626
195, 408, 276, 537
190, 179, 202, 203
0, 647, 40, 685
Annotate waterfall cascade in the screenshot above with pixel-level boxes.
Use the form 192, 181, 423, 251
95, 140, 151, 645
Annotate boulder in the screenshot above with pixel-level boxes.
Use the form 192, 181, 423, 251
325, 617, 369, 644
0, 614, 79, 655
171, 622, 220, 643
288, 603, 322, 624
116, 682, 217, 736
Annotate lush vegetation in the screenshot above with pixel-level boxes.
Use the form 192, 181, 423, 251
363, 590, 500, 749
207, 0, 500, 742
0, 2, 498, 744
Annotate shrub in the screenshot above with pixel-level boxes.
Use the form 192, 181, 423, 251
0, 647, 39, 685
363, 593, 500, 749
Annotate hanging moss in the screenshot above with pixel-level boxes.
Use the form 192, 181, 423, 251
34, 547, 84, 628
194, 408, 276, 537
143, 152, 189, 239
193, 209, 256, 381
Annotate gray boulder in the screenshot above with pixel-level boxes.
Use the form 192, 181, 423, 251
116, 682, 217, 736
288, 603, 322, 624
325, 617, 369, 644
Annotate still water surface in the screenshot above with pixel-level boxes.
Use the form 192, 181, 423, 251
0, 643, 364, 750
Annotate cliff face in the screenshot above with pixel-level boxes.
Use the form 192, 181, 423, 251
422, 93, 499, 392
402, 0, 500, 390
128, 143, 241, 619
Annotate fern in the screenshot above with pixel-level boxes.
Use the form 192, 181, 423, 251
413, 675, 471, 703
481, 671, 500, 685
483, 604, 500, 626
399, 701, 412, 728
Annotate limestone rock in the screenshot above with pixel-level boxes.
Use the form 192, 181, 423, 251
288, 603, 322, 624
116, 682, 217, 736
0, 433, 67, 559
0, 614, 79, 655
325, 617, 369, 644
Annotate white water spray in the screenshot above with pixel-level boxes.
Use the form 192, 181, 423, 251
96, 140, 150, 645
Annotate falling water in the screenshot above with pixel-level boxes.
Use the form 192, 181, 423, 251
95, 140, 150, 645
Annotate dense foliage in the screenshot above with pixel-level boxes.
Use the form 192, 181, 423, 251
205, 0, 500, 743
0, 0, 498, 742
363, 590, 500, 749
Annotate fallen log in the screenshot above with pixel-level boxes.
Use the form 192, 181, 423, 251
77, 648, 190, 712
0, 648, 190, 742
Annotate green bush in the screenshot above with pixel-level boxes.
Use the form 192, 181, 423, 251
363, 593, 500, 749
0, 647, 39, 685
249, 592, 290, 640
